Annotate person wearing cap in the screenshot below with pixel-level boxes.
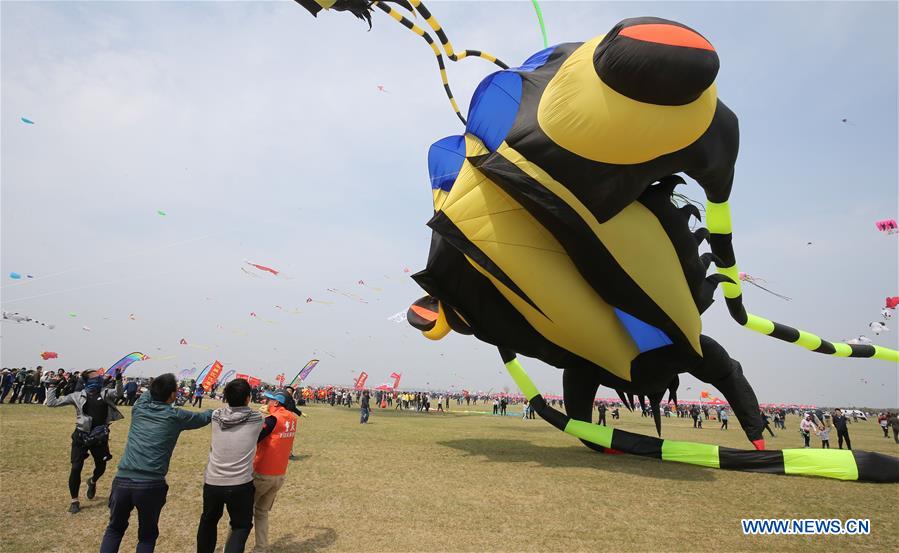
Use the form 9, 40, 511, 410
251, 391, 298, 553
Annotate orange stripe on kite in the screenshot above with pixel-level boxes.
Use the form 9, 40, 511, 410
410, 305, 439, 322
619, 24, 715, 52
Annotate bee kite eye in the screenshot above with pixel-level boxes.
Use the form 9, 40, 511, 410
407, 296, 441, 332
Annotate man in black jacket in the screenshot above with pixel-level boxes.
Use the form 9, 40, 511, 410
46, 369, 123, 513
283, 386, 303, 460
832, 409, 852, 450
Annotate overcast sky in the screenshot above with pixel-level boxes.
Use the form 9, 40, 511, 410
2, 1, 897, 406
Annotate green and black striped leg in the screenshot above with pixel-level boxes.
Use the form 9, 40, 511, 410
689, 335, 765, 449
562, 368, 605, 453
500, 347, 899, 482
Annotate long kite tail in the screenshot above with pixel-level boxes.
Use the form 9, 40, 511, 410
704, 201, 899, 363
500, 350, 899, 483
406, 0, 509, 68
373, 2, 465, 123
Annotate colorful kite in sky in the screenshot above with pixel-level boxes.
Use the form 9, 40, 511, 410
245, 261, 279, 276
108, 352, 149, 375
738, 272, 791, 301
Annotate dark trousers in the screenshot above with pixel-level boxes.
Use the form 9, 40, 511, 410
69, 433, 108, 498
597, 412, 606, 426
100, 477, 168, 553
720, 419, 728, 429
196, 481, 255, 553
10, 383, 22, 403
837, 430, 851, 450
763, 423, 775, 437
0, 384, 11, 402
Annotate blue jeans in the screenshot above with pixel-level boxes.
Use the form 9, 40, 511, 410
100, 477, 168, 553
360, 407, 370, 423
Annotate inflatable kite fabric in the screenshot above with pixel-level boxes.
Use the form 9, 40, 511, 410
296, 3, 899, 483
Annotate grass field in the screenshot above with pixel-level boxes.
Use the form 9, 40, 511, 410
1, 400, 897, 553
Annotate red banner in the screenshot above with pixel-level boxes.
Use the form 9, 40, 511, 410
247, 376, 261, 388
354, 371, 368, 390
389, 371, 402, 389
200, 361, 224, 391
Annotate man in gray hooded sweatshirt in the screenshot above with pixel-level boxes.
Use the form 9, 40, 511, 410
197, 378, 264, 553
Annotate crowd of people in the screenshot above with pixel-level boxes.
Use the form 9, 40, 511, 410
3, 362, 898, 551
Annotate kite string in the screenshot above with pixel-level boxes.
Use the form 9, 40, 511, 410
1, 267, 183, 305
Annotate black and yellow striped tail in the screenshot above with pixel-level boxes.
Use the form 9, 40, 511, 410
704, 200, 899, 363
501, 350, 899, 483
407, 0, 509, 69
373, 1, 509, 125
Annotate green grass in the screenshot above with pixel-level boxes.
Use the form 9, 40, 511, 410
1, 401, 897, 552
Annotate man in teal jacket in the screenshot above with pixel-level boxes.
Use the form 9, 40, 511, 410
100, 373, 212, 553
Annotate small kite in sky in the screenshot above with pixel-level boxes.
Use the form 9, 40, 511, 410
377, 85, 388, 93
886, 297, 899, 310
874, 219, 898, 235
82, 326, 91, 332
180, 338, 188, 345
20, 117, 34, 125
157, 210, 167, 216
403, 267, 411, 273
41, 351, 58, 360
250, 312, 257, 318
9, 272, 22, 279
882, 309, 893, 320
869, 322, 889, 335
245, 261, 279, 276
128, 314, 136, 320
845, 336, 873, 345
68, 313, 77, 318
738, 272, 791, 301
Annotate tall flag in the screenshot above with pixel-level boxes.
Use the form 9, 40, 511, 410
354, 371, 369, 390
390, 371, 402, 389
290, 359, 320, 387
200, 361, 224, 391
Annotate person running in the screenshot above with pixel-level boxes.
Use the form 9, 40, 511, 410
360, 390, 371, 424
46, 369, 123, 514
196, 379, 263, 553
832, 409, 852, 450
99, 373, 212, 553
720, 409, 729, 430
252, 391, 298, 553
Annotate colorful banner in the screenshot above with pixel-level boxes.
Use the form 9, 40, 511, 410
200, 360, 224, 392
390, 371, 402, 389
290, 359, 320, 387
353, 371, 368, 390
108, 352, 149, 375
247, 376, 261, 388
235, 373, 249, 381
276, 373, 285, 386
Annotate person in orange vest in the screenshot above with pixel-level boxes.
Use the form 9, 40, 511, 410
251, 391, 297, 553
